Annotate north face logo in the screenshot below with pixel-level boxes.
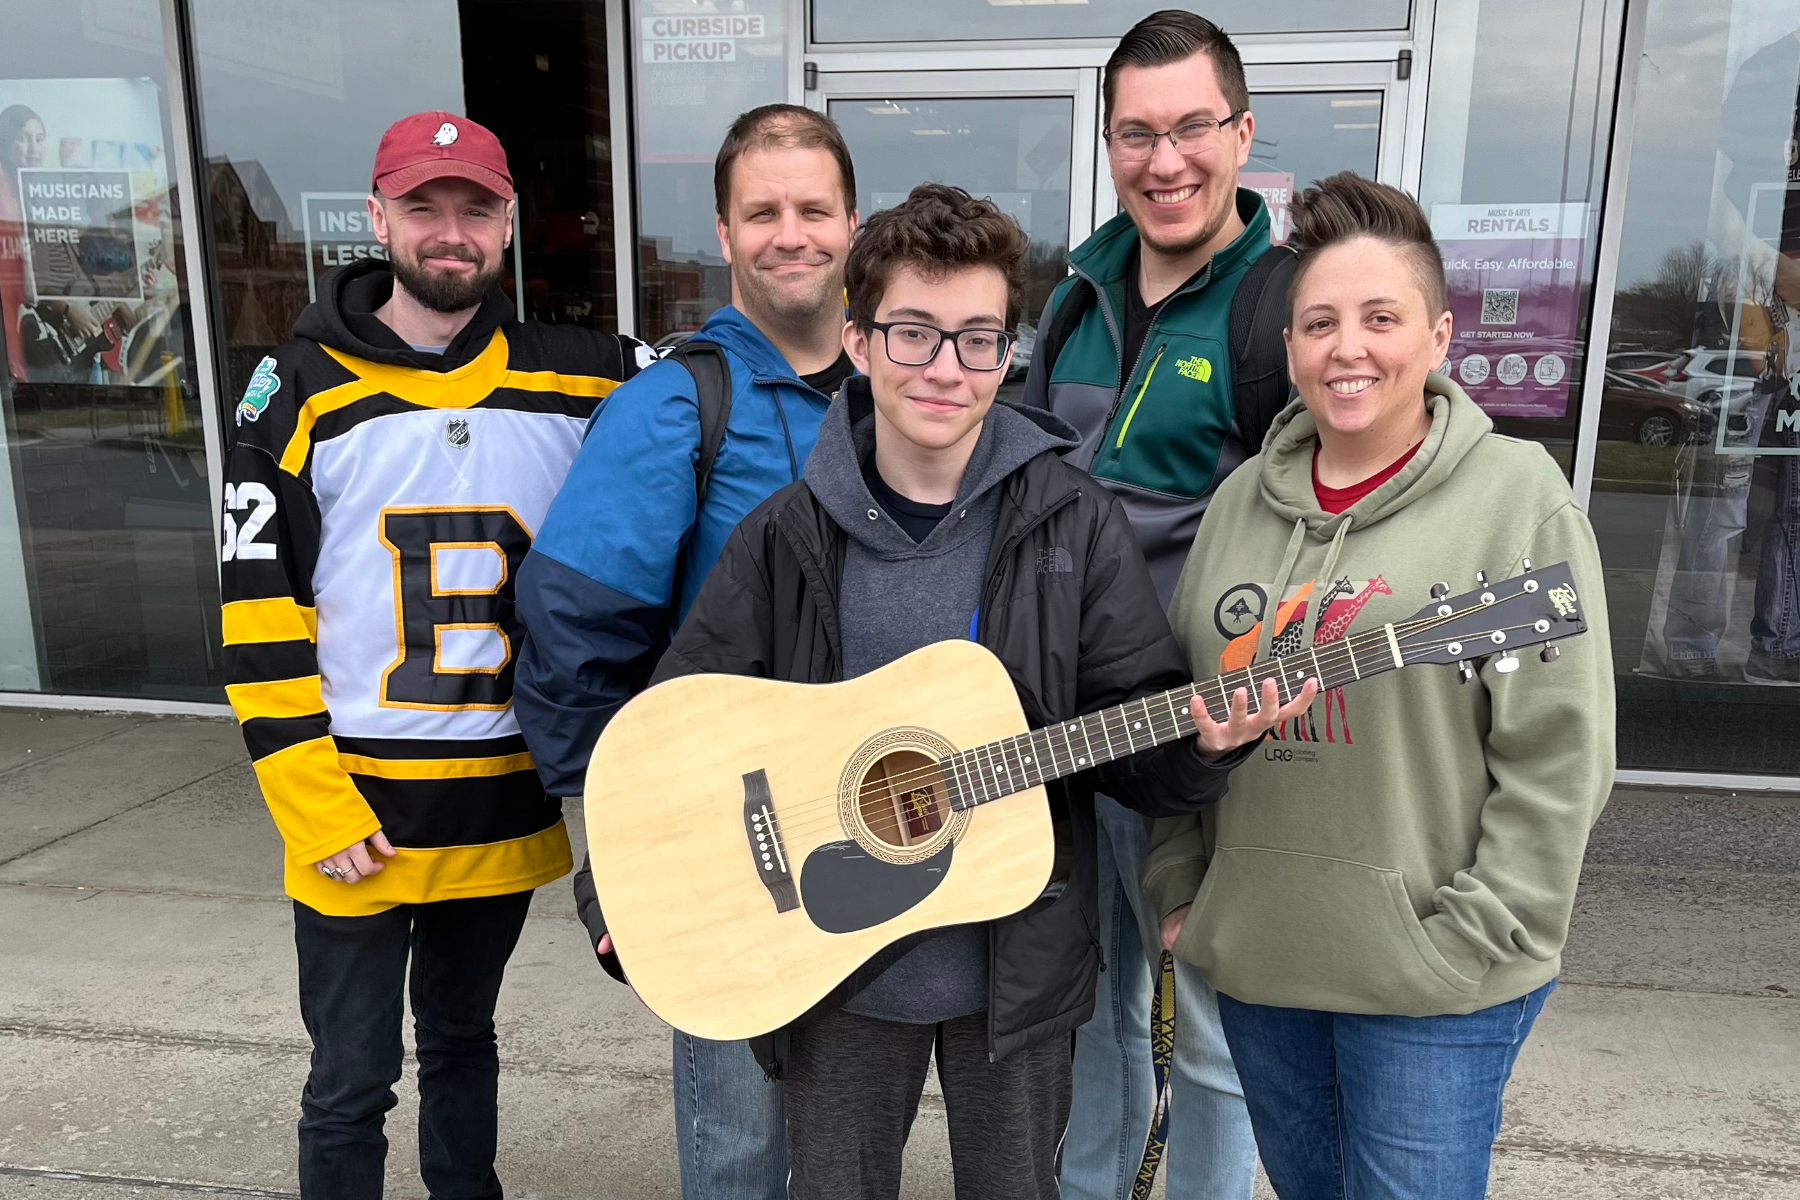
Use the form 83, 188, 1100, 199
1176, 355, 1212, 382
1036, 547, 1073, 574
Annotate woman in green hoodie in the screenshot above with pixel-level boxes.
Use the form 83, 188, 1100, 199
1145, 173, 1615, 1199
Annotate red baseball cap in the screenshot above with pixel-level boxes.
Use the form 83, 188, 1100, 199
371, 111, 513, 201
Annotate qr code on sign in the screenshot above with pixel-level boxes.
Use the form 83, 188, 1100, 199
1480, 288, 1520, 326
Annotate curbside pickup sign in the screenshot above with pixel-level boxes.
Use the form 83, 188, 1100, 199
640, 14, 763, 63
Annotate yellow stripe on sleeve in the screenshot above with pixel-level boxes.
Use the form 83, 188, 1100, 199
222, 597, 318, 645
226, 675, 327, 722
251, 735, 381, 865
279, 377, 378, 475
338, 752, 538, 780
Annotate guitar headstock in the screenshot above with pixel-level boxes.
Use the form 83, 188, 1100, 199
1396, 561, 1586, 674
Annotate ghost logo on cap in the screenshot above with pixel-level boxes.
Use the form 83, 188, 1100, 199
432, 122, 459, 147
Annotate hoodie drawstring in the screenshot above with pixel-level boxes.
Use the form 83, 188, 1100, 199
1302, 516, 1354, 652
1255, 518, 1308, 667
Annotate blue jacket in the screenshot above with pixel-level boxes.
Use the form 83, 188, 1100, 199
515, 306, 836, 795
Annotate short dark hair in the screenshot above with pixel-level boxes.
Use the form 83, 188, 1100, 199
713, 104, 856, 219
845, 183, 1028, 331
1285, 172, 1447, 320
1103, 11, 1248, 128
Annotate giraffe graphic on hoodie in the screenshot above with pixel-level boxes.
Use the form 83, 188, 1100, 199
1217, 574, 1392, 743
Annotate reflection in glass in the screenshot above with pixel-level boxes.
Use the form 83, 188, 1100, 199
635, 0, 788, 345
831, 95, 1072, 402
1588, 1, 1800, 774
1418, 0, 1618, 476
1239, 91, 1384, 246
811, 0, 1407, 45
0, 0, 215, 698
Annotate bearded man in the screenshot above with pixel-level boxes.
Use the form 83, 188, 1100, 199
219, 111, 647, 1200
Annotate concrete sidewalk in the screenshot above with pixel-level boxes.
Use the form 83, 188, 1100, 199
0, 709, 1795, 1199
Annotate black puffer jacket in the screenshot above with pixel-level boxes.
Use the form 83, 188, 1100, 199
600, 389, 1244, 1066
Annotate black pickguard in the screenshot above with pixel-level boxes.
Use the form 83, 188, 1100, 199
800, 839, 953, 934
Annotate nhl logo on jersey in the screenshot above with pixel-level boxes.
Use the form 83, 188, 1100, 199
446, 418, 471, 450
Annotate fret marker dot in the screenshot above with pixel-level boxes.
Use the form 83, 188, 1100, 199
1078, 756, 1087, 765
1024, 756, 1032, 764
995, 765, 1005, 774
1133, 722, 1142, 731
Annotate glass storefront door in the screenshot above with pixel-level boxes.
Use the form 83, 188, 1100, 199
812, 69, 1094, 402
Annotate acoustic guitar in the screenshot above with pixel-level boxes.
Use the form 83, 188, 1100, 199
584, 562, 1588, 1040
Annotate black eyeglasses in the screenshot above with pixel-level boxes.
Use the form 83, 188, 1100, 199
1103, 110, 1247, 162
867, 321, 1013, 372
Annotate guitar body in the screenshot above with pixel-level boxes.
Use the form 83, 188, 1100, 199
583, 640, 1054, 1041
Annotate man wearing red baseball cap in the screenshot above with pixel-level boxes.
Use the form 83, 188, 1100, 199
219, 111, 650, 1200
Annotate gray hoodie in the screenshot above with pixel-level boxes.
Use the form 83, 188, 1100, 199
802, 383, 1078, 1023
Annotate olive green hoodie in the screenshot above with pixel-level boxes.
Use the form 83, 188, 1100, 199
1143, 375, 1615, 1016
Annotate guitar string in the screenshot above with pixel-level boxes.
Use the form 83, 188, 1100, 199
744, 597, 1545, 845
736, 595, 1551, 843
714, 595, 1551, 845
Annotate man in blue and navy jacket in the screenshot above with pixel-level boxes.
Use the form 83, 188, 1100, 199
513, 104, 857, 1200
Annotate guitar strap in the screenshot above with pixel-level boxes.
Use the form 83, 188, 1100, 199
1130, 949, 1178, 1199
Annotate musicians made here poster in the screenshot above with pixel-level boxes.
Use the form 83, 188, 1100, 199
1430, 202, 1590, 419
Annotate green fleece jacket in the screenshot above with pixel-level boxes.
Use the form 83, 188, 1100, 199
1143, 375, 1615, 1016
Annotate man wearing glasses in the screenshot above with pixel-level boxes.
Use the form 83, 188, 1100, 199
1021, 11, 1287, 1200
648, 182, 1262, 1200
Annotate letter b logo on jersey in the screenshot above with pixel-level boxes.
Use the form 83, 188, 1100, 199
379, 507, 531, 710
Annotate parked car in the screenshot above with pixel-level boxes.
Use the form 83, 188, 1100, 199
1599, 369, 1710, 446
1606, 349, 1685, 389
1676, 347, 1763, 404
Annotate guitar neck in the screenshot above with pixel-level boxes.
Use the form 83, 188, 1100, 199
943, 621, 1406, 811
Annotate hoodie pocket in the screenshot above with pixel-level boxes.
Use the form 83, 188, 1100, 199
1177, 845, 1482, 1015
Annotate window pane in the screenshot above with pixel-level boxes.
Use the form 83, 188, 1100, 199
811, 0, 1409, 45
1241, 90, 1384, 245
634, 0, 788, 344
829, 94, 1071, 402
1418, 0, 1621, 477
1586, 1, 1800, 774
191, 0, 626, 408
0, 0, 215, 699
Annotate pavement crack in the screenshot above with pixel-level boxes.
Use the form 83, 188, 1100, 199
0, 1021, 673, 1086
0, 1163, 299, 1197
1494, 1136, 1800, 1179
0, 722, 139, 784
0, 761, 246, 871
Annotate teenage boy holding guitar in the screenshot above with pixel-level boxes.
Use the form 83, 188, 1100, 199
639, 182, 1308, 1199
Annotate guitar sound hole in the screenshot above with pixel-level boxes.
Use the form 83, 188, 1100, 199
856, 750, 949, 851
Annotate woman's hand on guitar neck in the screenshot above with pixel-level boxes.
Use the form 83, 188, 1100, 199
597, 934, 613, 955
1191, 676, 1319, 761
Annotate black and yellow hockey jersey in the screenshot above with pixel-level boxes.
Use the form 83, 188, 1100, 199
220, 258, 648, 916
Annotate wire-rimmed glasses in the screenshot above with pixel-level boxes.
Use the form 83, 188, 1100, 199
1103, 109, 1247, 162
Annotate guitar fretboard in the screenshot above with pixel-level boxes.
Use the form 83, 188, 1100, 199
941, 619, 1407, 811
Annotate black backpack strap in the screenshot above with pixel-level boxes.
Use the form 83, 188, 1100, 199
1228, 245, 1297, 451
668, 340, 733, 511
662, 340, 733, 621
1021, 277, 1095, 409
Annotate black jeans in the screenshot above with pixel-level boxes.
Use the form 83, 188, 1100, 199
293, 890, 533, 1200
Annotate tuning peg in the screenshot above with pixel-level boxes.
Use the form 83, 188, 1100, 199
1540, 644, 1559, 664
1494, 651, 1520, 674
1457, 660, 1475, 684
1430, 581, 1450, 600
1475, 569, 1489, 586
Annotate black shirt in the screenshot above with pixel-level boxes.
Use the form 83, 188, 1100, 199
1121, 246, 1205, 386
802, 350, 856, 398
861, 453, 953, 544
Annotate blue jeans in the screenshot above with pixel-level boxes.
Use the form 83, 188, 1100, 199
1217, 980, 1555, 1200
1061, 795, 1256, 1200
1751, 451, 1800, 663
673, 1030, 786, 1199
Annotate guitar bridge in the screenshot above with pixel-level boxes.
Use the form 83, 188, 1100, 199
743, 769, 798, 913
